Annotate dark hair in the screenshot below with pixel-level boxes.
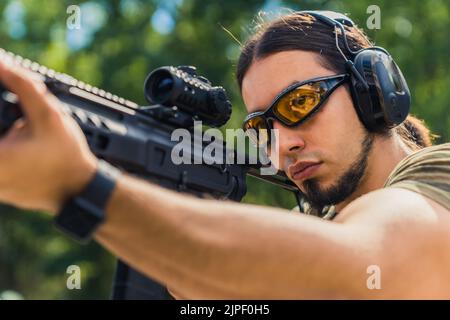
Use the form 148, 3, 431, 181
236, 11, 436, 150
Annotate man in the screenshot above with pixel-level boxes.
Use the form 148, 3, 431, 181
0, 11, 449, 299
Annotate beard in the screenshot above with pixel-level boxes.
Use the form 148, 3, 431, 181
301, 132, 374, 211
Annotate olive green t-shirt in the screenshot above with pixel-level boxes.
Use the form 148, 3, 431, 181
383, 142, 450, 211
293, 143, 450, 219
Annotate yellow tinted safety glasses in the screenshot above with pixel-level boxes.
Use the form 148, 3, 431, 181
243, 74, 349, 146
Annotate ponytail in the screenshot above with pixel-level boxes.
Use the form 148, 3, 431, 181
395, 115, 437, 150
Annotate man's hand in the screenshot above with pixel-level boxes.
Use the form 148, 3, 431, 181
0, 59, 98, 214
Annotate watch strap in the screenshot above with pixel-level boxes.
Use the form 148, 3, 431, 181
54, 160, 120, 243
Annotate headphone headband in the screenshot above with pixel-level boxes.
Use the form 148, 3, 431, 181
301, 10, 355, 28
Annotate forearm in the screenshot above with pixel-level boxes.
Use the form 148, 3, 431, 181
95, 174, 373, 299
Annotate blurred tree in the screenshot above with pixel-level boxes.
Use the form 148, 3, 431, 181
0, 0, 448, 299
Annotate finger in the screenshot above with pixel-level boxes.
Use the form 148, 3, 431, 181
0, 59, 58, 129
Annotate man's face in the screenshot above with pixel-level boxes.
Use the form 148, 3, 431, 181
241, 50, 374, 209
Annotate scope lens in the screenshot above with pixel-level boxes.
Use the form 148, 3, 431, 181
152, 77, 173, 102
144, 68, 176, 104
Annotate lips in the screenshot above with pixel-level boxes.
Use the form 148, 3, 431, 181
288, 161, 322, 181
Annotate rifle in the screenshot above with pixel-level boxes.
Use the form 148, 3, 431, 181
0, 48, 301, 299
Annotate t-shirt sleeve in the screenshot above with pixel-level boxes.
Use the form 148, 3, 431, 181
383, 143, 450, 211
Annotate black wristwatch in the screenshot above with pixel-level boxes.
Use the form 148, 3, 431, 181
54, 160, 121, 243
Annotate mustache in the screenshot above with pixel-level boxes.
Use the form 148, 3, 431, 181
277, 152, 323, 173
265, 138, 324, 173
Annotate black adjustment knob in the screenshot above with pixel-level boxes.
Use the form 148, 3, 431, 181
209, 87, 232, 127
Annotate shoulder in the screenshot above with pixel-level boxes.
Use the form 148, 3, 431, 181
334, 187, 450, 298
329, 145, 450, 297
335, 187, 449, 224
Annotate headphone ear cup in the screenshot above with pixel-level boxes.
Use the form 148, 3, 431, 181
347, 58, 378, 131
373, 52, 410, 127
350, 49, 410, 132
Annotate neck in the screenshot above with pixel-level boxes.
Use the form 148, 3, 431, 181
335, 134, 413, 213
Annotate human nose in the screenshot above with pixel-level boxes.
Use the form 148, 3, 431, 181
269, 120, 305, 169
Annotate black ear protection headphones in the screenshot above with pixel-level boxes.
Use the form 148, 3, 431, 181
301, 10, 411, 132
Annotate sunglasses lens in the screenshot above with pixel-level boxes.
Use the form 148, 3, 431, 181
273, 83, 325, 124
243, 116, 270, 146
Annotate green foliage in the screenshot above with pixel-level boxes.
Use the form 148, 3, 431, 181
0, 0, 448, 299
